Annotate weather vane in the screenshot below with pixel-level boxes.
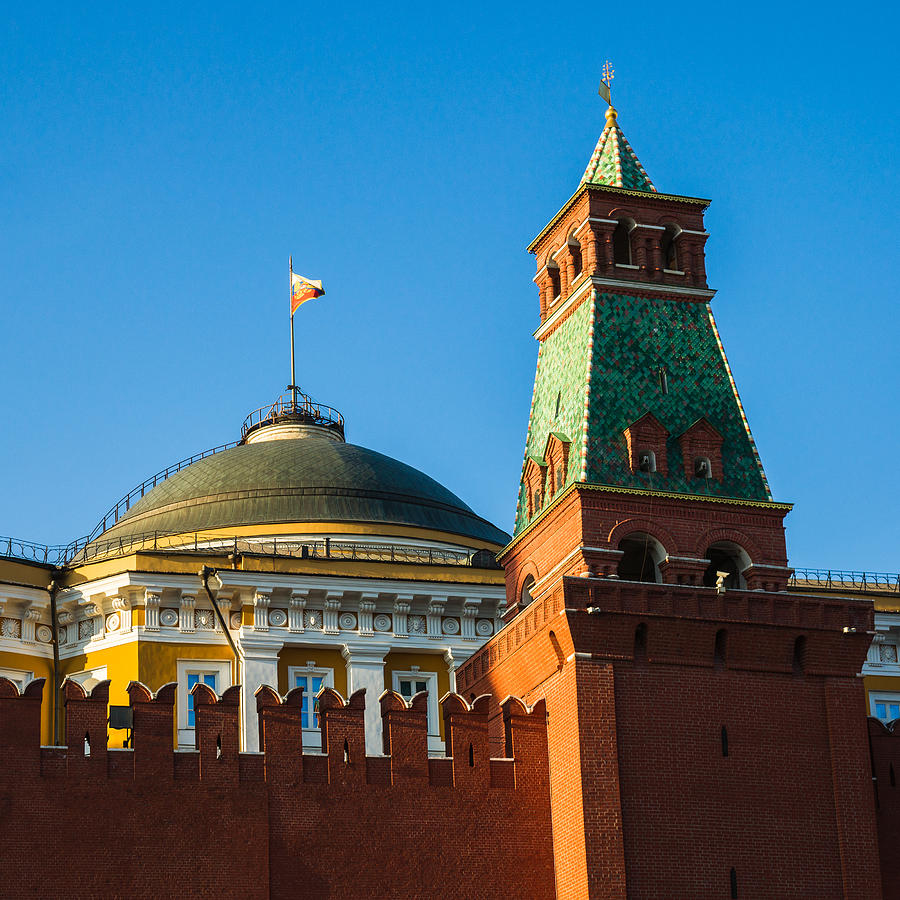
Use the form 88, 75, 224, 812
599, 60, 615, 105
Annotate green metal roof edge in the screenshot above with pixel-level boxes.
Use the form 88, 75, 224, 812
502, 480, 792, 560
527, 183, 711, 254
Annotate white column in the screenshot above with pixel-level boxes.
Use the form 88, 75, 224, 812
239, 638, 281, 752
444, 647, 473, 693
341, 643, 391, 756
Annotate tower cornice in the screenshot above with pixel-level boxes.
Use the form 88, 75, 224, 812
527, 182, 710, 254
501, 481, 792, 563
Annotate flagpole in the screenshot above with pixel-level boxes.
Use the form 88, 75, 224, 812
289, 256, 297, 412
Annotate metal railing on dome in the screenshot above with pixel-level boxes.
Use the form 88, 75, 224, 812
241, 393, 345, 442
83, 441, 241, 544
788, 568, 899, 594
0, 530, 502, 569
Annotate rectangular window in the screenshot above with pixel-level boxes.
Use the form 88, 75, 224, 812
398, 677, 429, 700
287, 666, 335, 740
186, 672, 218, 727
176, 659, 231, 748
293, 672, 326, 729
392, 670, 439, 739
871, 692, 900, 723
0, 667, 33, 693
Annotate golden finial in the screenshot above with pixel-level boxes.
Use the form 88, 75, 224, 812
599, 60, 616, 123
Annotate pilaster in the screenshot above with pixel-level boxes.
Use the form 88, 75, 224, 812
341, 642, 391, 755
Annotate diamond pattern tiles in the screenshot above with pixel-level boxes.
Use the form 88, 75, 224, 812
581, 121, 656, 192
585, 292, 770, 498
515, 290, 771, 535
515, 299, 594, 533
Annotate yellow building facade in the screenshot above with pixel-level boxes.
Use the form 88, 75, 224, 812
0, 394, 508, 752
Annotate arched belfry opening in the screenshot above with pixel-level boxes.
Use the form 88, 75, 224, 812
520, 575, 535, 611
617, 533, 665, 583
568, 234, 583, 278
660, 222, 682, 270
613, 218, 635, 265
702, 542, 749, 590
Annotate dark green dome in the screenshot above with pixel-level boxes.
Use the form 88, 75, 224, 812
95, 437, 509, 546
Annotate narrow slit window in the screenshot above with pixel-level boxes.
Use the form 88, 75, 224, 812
730, 868, 738, 899
468, 742, 475, 767
721, 725, 729, 757
658, 367, 668, 395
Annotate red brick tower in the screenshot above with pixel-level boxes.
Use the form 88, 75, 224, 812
457, 99, 882, 899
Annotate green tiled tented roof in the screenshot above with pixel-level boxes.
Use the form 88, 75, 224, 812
515, 291, 772, 533
93, 438, 509, 547
582, 109, 656, 193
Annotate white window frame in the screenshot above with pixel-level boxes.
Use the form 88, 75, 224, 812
870, 691, 900, 724
176, 659, 232, 749
287, 664, 334, 753
0, 666, 34, 693
68, 666, 108, 693
393, 669, 440, 738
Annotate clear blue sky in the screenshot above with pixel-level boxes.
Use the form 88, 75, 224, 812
1, 1, 897, 572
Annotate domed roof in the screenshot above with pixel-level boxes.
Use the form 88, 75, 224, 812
95, 436, 509, 547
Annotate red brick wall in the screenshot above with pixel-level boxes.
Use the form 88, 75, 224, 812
459, 577, 883, 899
869, 719, 900, 899
0, 678, 554, 900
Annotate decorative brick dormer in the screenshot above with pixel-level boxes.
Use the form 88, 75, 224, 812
523, 455, 547, 518
678, 417, 724, 481
623, 412, 668, 476
543, 432, 571, 499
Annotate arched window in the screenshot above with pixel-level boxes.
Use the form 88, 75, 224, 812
568, 236, 582, 278
548, 260, 561, 301
702, 542, 750, 590
520, 575, 535, 610
617, 533, 665, 583
613, 218, 635, 265
660, 222, 682, 271
694, 456, 712, 479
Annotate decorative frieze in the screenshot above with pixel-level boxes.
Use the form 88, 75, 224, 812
323, 592, 342, 634
461, 601, 479, 640
358, 594, 378, 636
289, 591, 307, 632
194, 608, 216, 630
1, 617, 22, 639
144, 590, 161, 631
22, 608, 41, 643
427, 598, 446, 640
393, 595, 413, 638
112, 597, 132, 632
180, 594, 196, 633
